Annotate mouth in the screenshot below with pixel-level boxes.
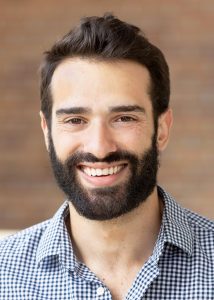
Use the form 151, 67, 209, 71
77, 163, 128, 187
79, 164, 126, 177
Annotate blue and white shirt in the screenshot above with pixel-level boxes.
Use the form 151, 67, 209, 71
0, 187, 214, 299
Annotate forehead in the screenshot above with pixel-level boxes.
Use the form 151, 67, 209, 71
51, 58, 152, 112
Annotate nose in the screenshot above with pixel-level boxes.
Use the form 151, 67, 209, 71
83, 121, 118, 159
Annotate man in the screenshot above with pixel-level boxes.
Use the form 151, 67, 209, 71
0, 14, 213, 300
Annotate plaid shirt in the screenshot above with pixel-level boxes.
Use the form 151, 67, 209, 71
0, 187, 214, 299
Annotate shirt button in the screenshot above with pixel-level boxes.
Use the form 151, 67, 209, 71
97, 286, 105, 296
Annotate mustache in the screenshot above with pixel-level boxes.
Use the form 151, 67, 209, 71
63, 150, 139, 166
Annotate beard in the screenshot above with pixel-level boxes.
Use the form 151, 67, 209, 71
48, 132, 159, 221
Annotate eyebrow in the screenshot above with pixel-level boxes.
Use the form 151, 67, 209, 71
55, 105, 145, 116
109, 105, 146, 114
56, 107, 92, 115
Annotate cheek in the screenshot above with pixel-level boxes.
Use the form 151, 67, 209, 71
51, 130, 81, 161
117, 129, 150, 154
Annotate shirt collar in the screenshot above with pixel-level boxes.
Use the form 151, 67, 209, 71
36, 201, 77, 271
36, 187, 194, 270
158, 186, 194, 256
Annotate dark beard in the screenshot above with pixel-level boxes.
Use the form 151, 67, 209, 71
48, 133, 159, 221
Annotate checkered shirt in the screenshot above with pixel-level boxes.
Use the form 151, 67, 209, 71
0, 186, 214, 299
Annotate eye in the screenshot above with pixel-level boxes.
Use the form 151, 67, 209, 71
65, 117, 86, 125
116, 115, 137, 122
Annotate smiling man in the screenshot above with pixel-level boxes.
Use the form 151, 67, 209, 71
1, 14, 214, 300
46, 58, 162, 223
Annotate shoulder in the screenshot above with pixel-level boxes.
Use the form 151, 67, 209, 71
0, 220, 50, 265
185, 208, 214, 233
159, 186, 214, 260
185, 208, 214, 232
185, 208, 214, 256
0, 202, 69, 269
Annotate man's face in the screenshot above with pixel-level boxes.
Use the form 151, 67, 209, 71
41, 58, 170, 220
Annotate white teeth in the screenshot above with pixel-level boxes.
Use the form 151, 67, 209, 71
103, 168, 109, 175
86, 167, 91, 176
82, 165, 123, 177
96, 169, 102, 176
91, 169, 96, 176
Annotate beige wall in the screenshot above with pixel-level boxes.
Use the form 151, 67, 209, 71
0, 0, 214, 229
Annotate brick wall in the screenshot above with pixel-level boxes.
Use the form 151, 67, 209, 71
0, 0, 214, 229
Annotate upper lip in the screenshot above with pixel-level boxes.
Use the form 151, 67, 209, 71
77, 162, 128, 169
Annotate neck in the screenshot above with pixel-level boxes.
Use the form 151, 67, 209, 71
68, 187, 163, 269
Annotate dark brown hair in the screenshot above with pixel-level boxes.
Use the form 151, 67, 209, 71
40, 14, 170, 126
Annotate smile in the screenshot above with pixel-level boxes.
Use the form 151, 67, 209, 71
80, 165, 125, 177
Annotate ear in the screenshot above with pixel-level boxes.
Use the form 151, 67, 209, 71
157, 108, 173, 152
39, 111, 50, 152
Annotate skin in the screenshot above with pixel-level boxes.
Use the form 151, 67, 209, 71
40, 58, 173, 300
